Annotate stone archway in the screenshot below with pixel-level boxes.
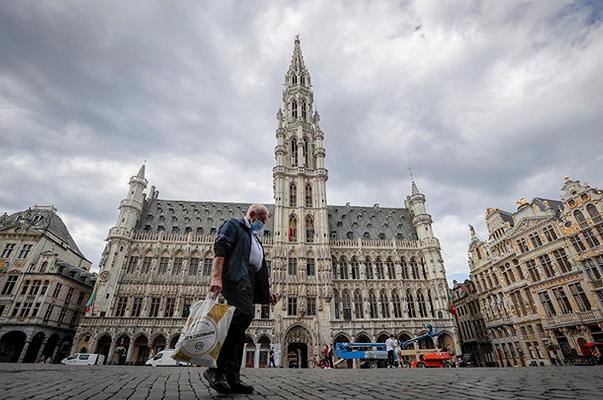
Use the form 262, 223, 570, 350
113, 334, 130, 365
376, 333, 389, 343
42, 334, 60, 363
151, 335, 166, 357
169, 334, 180, 349
355, 333, 371, 343
95, 334, 112, 363
437, 332, 455, 352
418, 335, 435, 350
0, 331, 26, 363
284, 325, 312, 368
23, 332, 45, 363
244, 335, 255, 368
258, 336, 271, 368
333, 334, 352, 368
132, 335, 149, 365
398, 333, 412, 349
56, 337, 72, 362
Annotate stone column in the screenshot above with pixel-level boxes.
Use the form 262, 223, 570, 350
241, 343, 247, 368
17, 338, 33, 363
125, 340, 135, 365
50, 340, 61, 363
35, 337, 49, 363
107, 339, 117, 365
254, 344, 261, 368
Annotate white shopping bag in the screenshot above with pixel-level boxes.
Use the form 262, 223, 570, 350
172, 293, 235, 367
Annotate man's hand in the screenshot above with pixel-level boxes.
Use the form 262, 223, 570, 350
210, 276, 222, 295
269, 292, 280, 305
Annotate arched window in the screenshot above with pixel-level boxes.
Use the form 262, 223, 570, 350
364, 257, 373, 280
587, 204, 601, 223
305, 215, 314, 243
416, 290, 426, 317
291, 100, 298, 119
289, 182, 297, 206
342, 289, 352, 321
427, 289, 435, 318
421, 259, 428, 279
400, 257, 409, 280
354, 290, 364, 318
291, 141, 298, 166
368, 290, 378, 319
333, 289, 341, 319
300, 75, 305, 85
288, 215, 297, 242
379, 289, 390, 318
392, 290, 402, 318
351, 257, 360, 279
407, 290, 416, 318
410, 257, 420, 279
339, 256, 348, 279
302, 101, 307, 119
574, 209, 587, 229
303, 138, 308, 165
375, 257, 384, 279
292, 75, 297, 85
305, 184, 312, 207
386, 257, 395, 279
331, 256, 338, 279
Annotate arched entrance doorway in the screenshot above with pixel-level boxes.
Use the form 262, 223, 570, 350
418, 335, 434, 350
437, 332, 455, 352
244, 335, 255, 368
376, 333, 389, 343
398, 333, 412, 348
23, 332, 46, 363
284, 325, 312, 368
95, 334, 111, 363
0, 331, 26, 363
151, 335, 166, 358
169, 335, 179, 349
56, 337, 72, 362
132, 335, 149, 365
355, 334, 370, 343
113, 334, 130, 365
333, 334, 352, 368
42, 334, 59, 363
258, 336, 271, 368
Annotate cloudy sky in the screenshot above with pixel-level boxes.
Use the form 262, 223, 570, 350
1, 1, 602, 284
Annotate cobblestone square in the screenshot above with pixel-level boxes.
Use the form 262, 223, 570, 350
0, 364, 602, 400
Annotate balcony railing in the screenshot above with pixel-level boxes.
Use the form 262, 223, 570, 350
544, 309, 603, 328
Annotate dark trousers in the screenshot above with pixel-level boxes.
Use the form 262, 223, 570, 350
214, 308, 254, 382
268, 357, 276, 368
387, 350, 395, 367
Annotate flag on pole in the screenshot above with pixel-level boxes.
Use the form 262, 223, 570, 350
85, 286, 96, 316
448, 291, 456, 316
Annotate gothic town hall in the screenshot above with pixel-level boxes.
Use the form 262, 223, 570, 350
74, 37, 459, 367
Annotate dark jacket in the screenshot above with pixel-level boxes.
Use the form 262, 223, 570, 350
213, 217, 270, 316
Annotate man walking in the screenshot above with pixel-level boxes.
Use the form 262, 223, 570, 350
385, 335, 397, 368
203, 204, 278, 394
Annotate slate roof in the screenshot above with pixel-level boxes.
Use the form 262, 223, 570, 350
137, 199, 418, 241
0, 207, 87, 259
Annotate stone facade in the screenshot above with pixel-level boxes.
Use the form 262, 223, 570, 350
74, 36, 459, 367
451, 279, 494, 366
467, 178, 603, 366
0, 205, 95, 363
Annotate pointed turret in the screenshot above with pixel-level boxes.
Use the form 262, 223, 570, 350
285, 34, 311, 88
114, 165, 148, 230
137, 163, 145, 179
405, 179, 434, 240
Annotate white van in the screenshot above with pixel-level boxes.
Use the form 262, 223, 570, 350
146, 349, 189, 367
61, 353, 105, 365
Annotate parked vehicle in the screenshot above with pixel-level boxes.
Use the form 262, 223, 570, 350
61, 353, 105, 365
146, 349, 190, 367
410, 352, 454, 368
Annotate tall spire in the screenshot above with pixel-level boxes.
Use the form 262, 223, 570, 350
285, 35, 311, 89
137, 163, 145, 179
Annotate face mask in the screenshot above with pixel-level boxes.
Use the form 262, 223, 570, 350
250, 219, 264, 232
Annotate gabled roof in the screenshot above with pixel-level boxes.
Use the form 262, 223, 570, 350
0, 207, 87, 260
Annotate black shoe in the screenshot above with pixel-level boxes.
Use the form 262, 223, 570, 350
203, 369, 231, 394
229, 380, 254, 394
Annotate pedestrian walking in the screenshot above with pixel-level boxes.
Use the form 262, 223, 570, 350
203, 204, 279, 394
385, 335, 397, 368
268, 349, 276, 368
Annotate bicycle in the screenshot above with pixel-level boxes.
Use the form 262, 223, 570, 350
308, 354, 330, 368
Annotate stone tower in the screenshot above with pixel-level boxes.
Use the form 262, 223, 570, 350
92, 165, 147, 316
272, 35, 333, 346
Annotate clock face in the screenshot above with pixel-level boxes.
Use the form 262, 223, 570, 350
99, 270, 110, 282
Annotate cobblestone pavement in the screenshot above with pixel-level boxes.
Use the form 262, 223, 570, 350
0, 364, 602, 400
